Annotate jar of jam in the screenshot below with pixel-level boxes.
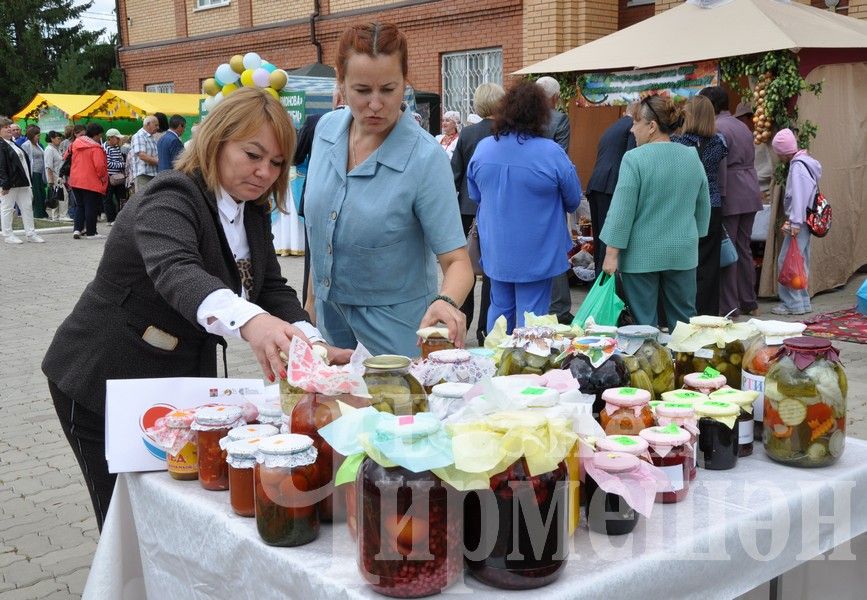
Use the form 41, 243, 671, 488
742, 320, 806, 430
616, 325, 675, 400
226, 437, 263, 517
464, 457, 568, 589
290, 392, 370, 522
417, 326, 454, 359
428, 382, 473, 420
164, 410, 198, 481
599, 387, 655, 435
358, 458, 462, 597
220, 423, 279, 448
763, 337, 846, 468
595, 435, 651, 462
584, 451, 641, 535
562, 337, 631, 419
412, 349, 495, 392
280, 413, 290, 434
257, 401, 283, 427
669, 316, 756, 389
709, 388, 757, 457
363, 355, 428, 415
254, 433, 320, 546
682, 369, 728, 395
496, 326, 565, 376
192, 405, 244, 491
654, 400, 699, 481
639, 424, 692, 503
694, 400, 740, 470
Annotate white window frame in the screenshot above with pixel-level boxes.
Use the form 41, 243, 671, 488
626, 0, 656, 6
145, 82, 175, 94
195, 0, 231, 10
441, 48, 503, 121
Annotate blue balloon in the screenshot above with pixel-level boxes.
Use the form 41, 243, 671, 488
261, 61, 277, 73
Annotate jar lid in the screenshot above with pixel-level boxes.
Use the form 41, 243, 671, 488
782, 336, 832, 352
709, 388, 756, 408
661, 390, 708, 404
376, 413, 440, 439
429, 349, 471, 364
431, 382, 473, 399
683, 371, 728, 390
165, 409, 195, 428
616, 325, 660, 339
602, 386, 651, 407
640, 423, 691, 447
747, 319, 806, 339
226, 437, 264, 458
656, 401, 696, 418
512, 326, 556, 341
596, 435, 649, 455
363, 354, 412, 370
487, 411, 546, 433
592, 451, 640, 473
228, 423, 279, 441
258, 401, 282, 419
416, 326, 450, 341
552, 324, 573, 335
695, 399, 740, 418
511, 385, 559, 406
257, 433, 314, 455
585, 324, 619, 337
689, 315, 733, 328
194, 405, 243, 427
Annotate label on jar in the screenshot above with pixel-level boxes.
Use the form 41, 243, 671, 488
739, 419, 754, 445
521, 387, 546, 395
694, 348, 714, 359
167, 442, 198, 474
621, 387, 638, 395
659, 464, 685, 492
741, 371, 765, 422
612, 436, 638, 446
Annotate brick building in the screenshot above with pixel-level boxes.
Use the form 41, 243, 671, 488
116, 0, 866, 116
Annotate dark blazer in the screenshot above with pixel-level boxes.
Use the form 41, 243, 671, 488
42, 169, 309, 414
544, 109, 571, 153
156, 130, 184, 172
451, 118, 496, 215
586, 116, 636, 196
0, 139, 32, 190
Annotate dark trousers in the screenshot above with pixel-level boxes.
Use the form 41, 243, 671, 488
621, 269, 697, 331
104, 183, 126, 222
720, 211, 759, 316
72, 188, 102, 236
696, 206, 722, 316
548, 271, 573, 323
587, 190, 613, 279
459, 214, 491, 344
49, 380, 115, 532
31, 172, 48, 218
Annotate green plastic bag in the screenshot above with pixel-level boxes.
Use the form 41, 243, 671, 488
571, 273, 625, 328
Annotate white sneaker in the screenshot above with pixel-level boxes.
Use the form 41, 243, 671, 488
26, 234, 45, 243
73, 230, 81, 239
4, 235, 23, 244
85, 234, 105, 239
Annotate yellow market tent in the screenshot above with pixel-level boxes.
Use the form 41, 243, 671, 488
73, 90, 205, 120
13, 93, 100, 121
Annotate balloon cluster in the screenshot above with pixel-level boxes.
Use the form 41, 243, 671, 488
202, 52, 289, 111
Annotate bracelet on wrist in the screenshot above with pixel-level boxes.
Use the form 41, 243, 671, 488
432, 294, 459, 310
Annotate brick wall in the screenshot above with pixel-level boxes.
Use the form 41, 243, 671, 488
850, 0, 867, 18
126, 0, 177, 45
522, 0, 618, 66
187, 0, 241, 37
619, 0, 654, 28
654, 0, 679, 13
252, 0, 313, 27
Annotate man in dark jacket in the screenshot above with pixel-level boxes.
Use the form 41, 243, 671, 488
156, 115, 186, 172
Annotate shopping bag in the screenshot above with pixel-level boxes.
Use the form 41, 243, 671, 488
720, 230, 738, 267
778, 238, 808, 290
572, 273, 625, 328
856, 280, 867, 316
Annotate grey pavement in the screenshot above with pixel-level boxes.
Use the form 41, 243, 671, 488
1, 227, 866, 598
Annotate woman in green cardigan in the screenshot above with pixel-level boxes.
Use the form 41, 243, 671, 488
600, 95, 711, 330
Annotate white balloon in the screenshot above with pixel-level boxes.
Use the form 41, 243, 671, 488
203, 96, 215, 112
242, 52, 262, 71
215, 63, 239, 85
213, 92, 224, 106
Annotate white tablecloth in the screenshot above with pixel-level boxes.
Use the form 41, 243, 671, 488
84, 440, 867, 600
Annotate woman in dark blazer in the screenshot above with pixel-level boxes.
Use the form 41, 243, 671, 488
42, 88, 349, 530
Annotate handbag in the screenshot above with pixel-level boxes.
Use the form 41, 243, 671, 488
467, 219, 484, 276
720, 230, 738, 267
109, 172, 126, 186
45, 185, 62, 210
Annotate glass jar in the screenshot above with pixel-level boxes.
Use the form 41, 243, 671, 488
221, 423, 279, 447
496, 327, 564, 376
164, 410, 198, 481
562, 337, 630, 419
709, 389, 756, 457
654, 400, 699, 481
226, 437, 262, 517
694, 400, 740, 471
193, 405, 244, 491
358, 458, 462, 597
682, 370, 728, 395
639, 424, 692, 503
763, 337, 846, 467
599, 387, 655, 435
669, 316, 755, 389
257, 401, 283, 427
742, 320, 807, 429
254, 434, 320, 546
290, 392, 370, 522
428, 382, 473, 420
464, 457, 568, 589
417, 327, 454, 359
595, 435, 651, 462
584, 452, 641, 535
412, 349, 495, 393
363, 355, 428, 415
616, 325, 675, 400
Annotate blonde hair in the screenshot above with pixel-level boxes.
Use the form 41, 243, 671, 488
175, 87, 296, 211
473, 83, 505, 119
680, 95, 717, 138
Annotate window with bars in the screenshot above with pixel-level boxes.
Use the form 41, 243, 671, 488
441, 48, 503, 121
145, 82, 175, 93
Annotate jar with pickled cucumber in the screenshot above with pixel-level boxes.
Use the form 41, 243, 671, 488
496, 327, 565, 376
668, 316, 757, 390
763, 337, 846, 467
616, 325, 675, 400
363, 355, 428, 415
742, 320, 806, 428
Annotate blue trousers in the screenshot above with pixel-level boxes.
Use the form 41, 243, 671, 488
487, 278, 554, 334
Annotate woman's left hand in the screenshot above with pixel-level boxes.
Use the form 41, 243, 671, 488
419, 300, 467, 348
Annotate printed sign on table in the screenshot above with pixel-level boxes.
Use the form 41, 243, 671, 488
105, 377, 265, 474
575, 61, 719, 107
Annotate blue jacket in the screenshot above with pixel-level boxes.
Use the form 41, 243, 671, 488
156, 130, 184, 172
468, 133, 582, 282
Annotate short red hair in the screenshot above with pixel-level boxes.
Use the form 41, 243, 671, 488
335, 22, 409, 82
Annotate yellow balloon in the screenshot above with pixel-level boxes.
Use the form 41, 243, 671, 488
203, 78, 221, 96
222, 83, 238, 96
269, 69, 288, 91
230, 54, 245, 74
240, 69, 255, 88
264, 87, 279, 100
